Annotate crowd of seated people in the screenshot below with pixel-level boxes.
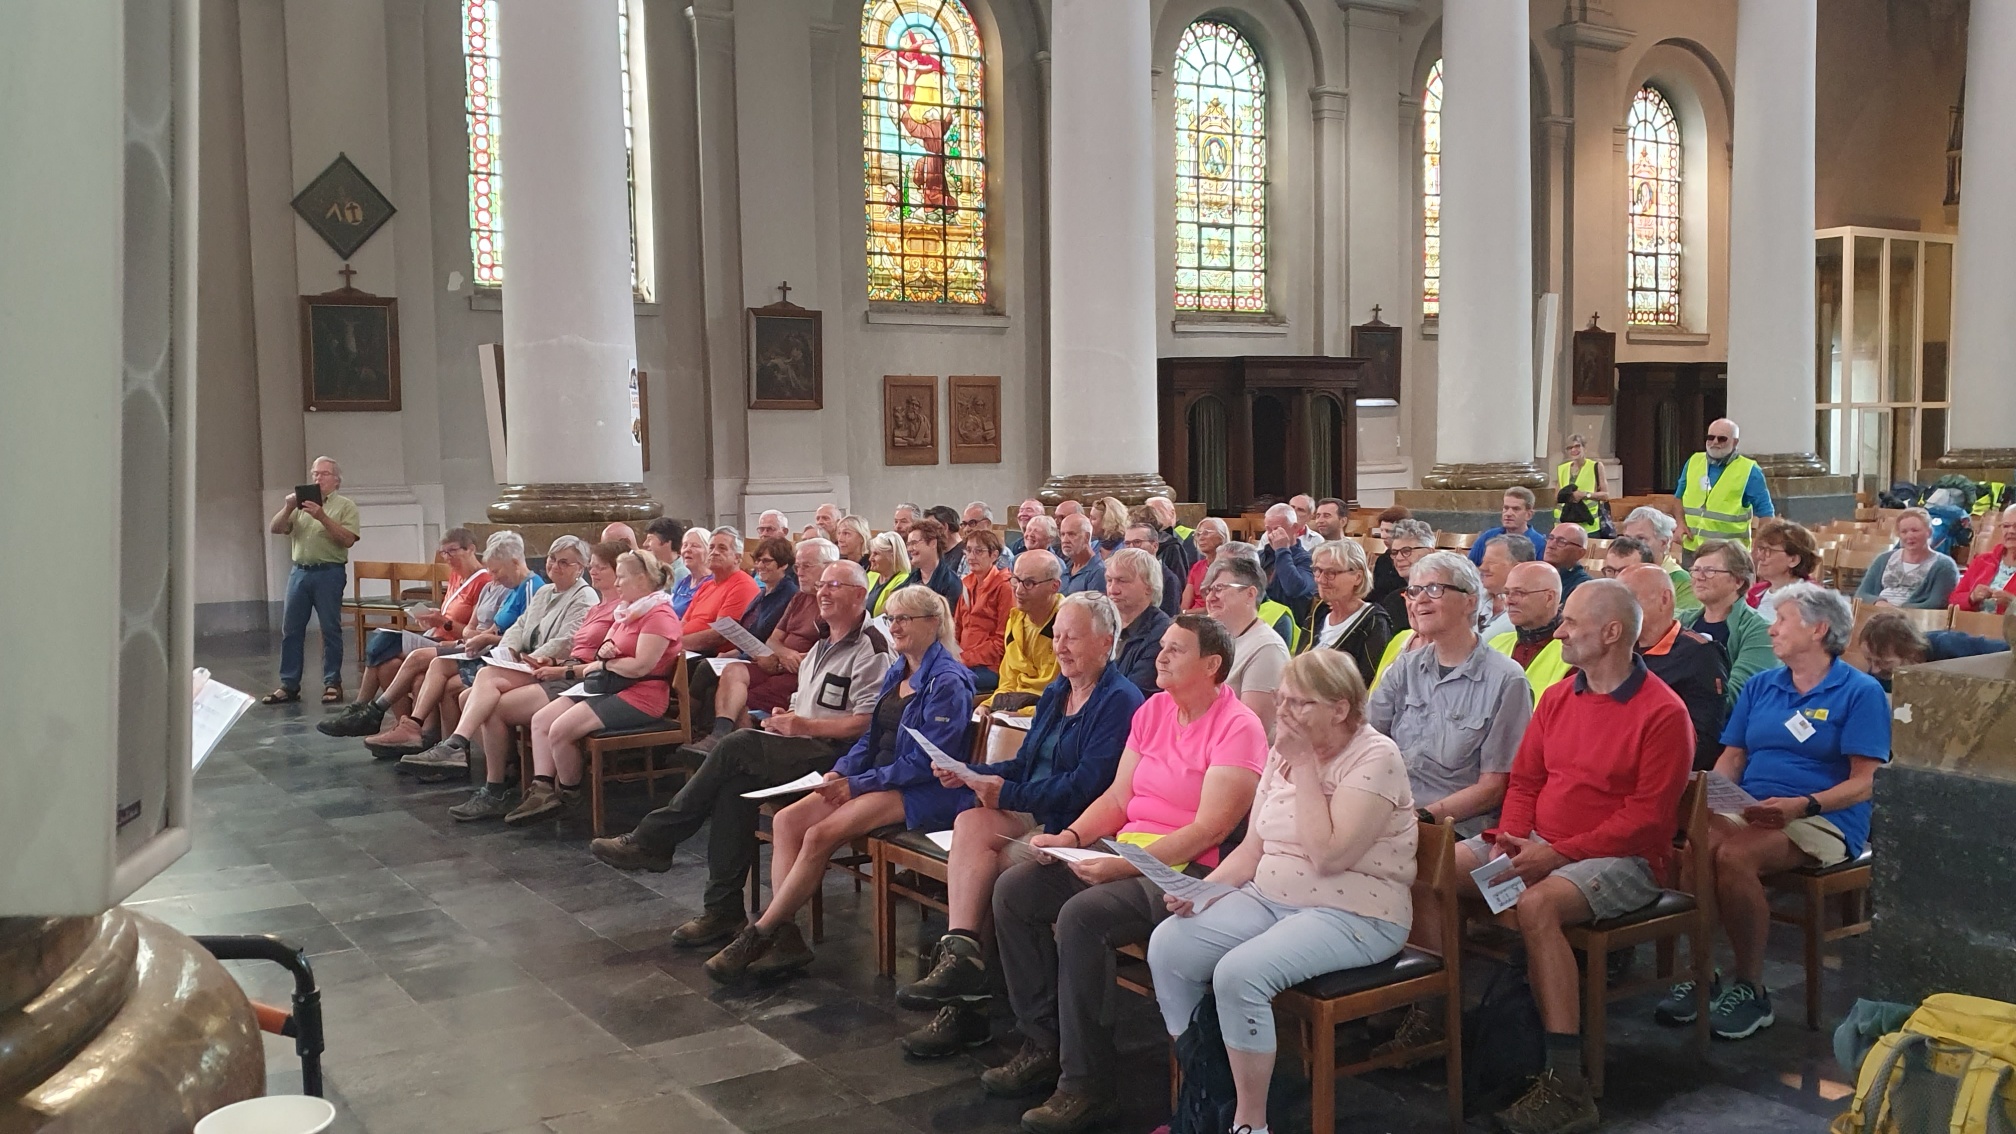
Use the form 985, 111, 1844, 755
295, 492, 1969, 1134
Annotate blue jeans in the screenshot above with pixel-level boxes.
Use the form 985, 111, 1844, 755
280, 563, 348, 690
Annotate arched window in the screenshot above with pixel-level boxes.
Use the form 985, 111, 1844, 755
1173, 19, 1267, 313
1626, 85, 1682, 326
1421, 59, 1443, 321
460, 0, 654, 296
861, 0, 988, 306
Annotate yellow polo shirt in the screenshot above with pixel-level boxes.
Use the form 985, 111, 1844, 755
290, 494, 360, 566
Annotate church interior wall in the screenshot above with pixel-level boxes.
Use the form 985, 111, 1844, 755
1816, 0, 1967, 234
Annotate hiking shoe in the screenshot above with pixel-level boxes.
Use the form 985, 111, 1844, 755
448, 784, 518, 823
1370, 1001, 1444, 1066
590, 833, 676, 873
679, 734, 722, 761
1709, 979, 1775, 1040
980, 1039, 1060, 1098
746, 922, 814, 979
896, 933, 989, 1010
1019, 1087, 1118, 1134
503, 781, 574, 825
316, 700, 385, 737
670, 908, 747, 948
1654, 971, 1721, 1027
901, 1004, 990, 1058
705, 924, 775, 983
1494, 1069, 1599, 1134
364, 716, 427, 760
399, 740, 472, 781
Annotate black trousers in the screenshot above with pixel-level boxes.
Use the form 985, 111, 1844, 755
628, 729, 844, 914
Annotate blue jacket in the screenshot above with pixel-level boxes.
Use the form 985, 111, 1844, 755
1115, 605, 1174, 696
971, 664, 1144, 833
1259, 542, 1315, 622
834, 639, 975, 829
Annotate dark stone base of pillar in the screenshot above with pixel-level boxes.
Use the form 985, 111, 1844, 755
487, 482, 662, 524
1745, 450, 1829, 478
1419, 462, 1548, 491
1866, 764, 2016, 1005
1037, 472, 1175, 507
1761, 472, 1858, 526
1933, 448, 2016, 483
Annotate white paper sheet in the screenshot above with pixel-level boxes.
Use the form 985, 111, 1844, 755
483, 645, 535, 673
558, 682, 602, 698
711, 617, 773, 658
1034, 845, 1121, 865
1107, 840, 1237, 909
909, 726, 983, 785
739, 771, 827, 799
706, 657, 747, 675
435, 651, 468, 662
1705, 771, 1762, 814
190, 671, 255, 771
1471, 855, 1528, 915
927, 830, 955, 852
990, 712, 1033, 732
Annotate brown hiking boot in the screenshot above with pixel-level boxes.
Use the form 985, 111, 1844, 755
900, 1004, 990, 1059
979, 1039, 1060, 1098
364, 715, 427, 759
589, 833, 676, 873
1494, 1069, 1600, 1134
1370, 1001, 1444, 1067
399, 739, 472, 781
746, 922, 814, 979
705, 924, 775, 983
670, 908, 747, 948
1018, 1087, 1118, 1134
504, 781, 574, 826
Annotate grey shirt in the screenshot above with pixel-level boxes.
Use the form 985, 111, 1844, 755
1366, 635, 1533, 835
790, 613, 895, 720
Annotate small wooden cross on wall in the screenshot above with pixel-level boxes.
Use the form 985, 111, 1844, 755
776, 281, 792, 304
337, 263, 358, 289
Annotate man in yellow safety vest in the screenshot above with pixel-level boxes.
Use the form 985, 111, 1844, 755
1675, 418, 1775, 552
1486, 560, 1574, 704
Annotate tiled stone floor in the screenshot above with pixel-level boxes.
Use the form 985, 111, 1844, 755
133, 632, 1863, 1133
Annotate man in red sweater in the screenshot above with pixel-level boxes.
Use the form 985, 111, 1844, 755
1461, 579, 1692, 1134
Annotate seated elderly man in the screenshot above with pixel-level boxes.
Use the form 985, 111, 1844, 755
689, 539, 838, 756
1288, 493, 1322, 551
1104, 547, 1173, 696
951, 501, 1016, 577
1468, 487, 1548, 565
894, 592, 1145, 1057
1376, 518, 1437, 631
1006, 498, 1047, 554
1855, 608, 2009, 692
1258, 503, 1317, 625
1487, 560, 1571, 702
679, 526, 760, 641
1019, 514, 1058, 558
892, 501, 923, 539
987, 550, 1065, 713
1055, 514, 1107, 596
754, 510, 791, 541
1121, 519, 1185, 617
1458, 580, 1692, 1132
1622, 564, 1729, 770
1478, 532, 1539, 640
588, 559, 892, 946
812, 502, 843, 541
1600, 534, 1656, 580
1543, 522, 1592, 600
1621, 505, 1699, 617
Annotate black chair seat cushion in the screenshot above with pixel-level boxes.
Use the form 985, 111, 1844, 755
1797, 847, 1874, 877
881, 828, 947, 861
1582, 889, 1695, 933
594, 719, 681, 740
1288, 946, 1443, 1000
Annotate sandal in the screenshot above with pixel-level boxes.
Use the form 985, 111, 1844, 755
261, 687, 300, 705
322, 684, 344, 705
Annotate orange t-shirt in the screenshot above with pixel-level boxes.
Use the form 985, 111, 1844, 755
436, 569, 492, 639
681, 571, 761, 646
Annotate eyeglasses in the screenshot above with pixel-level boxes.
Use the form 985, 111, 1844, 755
886, 613, 938, 626
1388, 545, 1427, 557
1312, 566, 1360, 580
752, 557, 779, 567
1403, 582, 1470, 600
1501, 587, 1557, 601
816, 581, 865, 592
1200, 583, 1255, 597
1275, 694, 1324, 714
1688, 565, 1733, 579
960, 517, 988, 528
1545, 533, 1583, 546
1011, 575, 1056, 589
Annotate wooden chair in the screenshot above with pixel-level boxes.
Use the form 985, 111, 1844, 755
1275, 820, 1465, 1134
342, 562, 405, 666
1434, 531, 1476, 552
1951, 607, 2009, 637
1831, 549, 1880, 595
1852, 601, 1950, 638
514, 659, 694, 837
400, 561, 452, 603
1765, 848, 1874, 1030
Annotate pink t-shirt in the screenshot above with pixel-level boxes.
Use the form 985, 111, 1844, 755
604, 604, 684, 718
1120, 685, 1268, 865
1250, 723, 1416, 923
569, 597, 621, 663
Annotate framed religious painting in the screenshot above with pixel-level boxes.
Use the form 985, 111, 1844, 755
883, 375, 938, 466
1572, 313, 1617, 405
948, 375, 1001, 464
300, 288, 401, 412
1349, 308, 1402, 402
746, 301, 823, 409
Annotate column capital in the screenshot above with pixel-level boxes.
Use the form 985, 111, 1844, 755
1310, 86, 1348, 122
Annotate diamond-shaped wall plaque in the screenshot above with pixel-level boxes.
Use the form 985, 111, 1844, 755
292, 153, 396, 261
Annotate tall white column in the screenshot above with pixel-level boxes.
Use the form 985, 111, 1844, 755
1040, 0, 1171, 504
1724, 0, 1823, 473
1424, 0, 1543, 488
1941, 0, 2016, 471
491, 0, 654, 522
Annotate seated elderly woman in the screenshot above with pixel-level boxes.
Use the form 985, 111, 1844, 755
1181, 517, 1230, 610
1855, 507, 1960, 610
1148, 650, 1416, 1134
669, 526, 711, 617
1375, 519, 1437, 634
866, 529, 914, 617
1200, 554, 1291, 738
834, 514, 874, 570
1954, 503, 2016, 613
363, 531, 543, 759
892, 592, 1146, 1057
1303, 539, 1393, 685
704, 585, 974, 982
979, 613, 1264, 1131
1853, 608, 2008, 692
321, 527, 488, 737
1654, 583, 1889, 1041
1683, 539, 1779, 706
958, 526, 1014, 691
689, 538, 838, 754
504, 549, 681, 825
396, 536, 598, 780
1747, 518, 1821, 624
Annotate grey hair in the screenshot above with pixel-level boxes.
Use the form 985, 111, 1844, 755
895, 502, 923, 517
1205, 553, 1267, 592
965, 500, 996, 523
1196, 516, 1231, 541
310, 454, 342, 475
1483, 534, 1537, 563
545, 535, 590, 565
1311, 539, 1373, 600
1565, 433, 1587, 448
797, 537, 840, 565
1386, 518, 1435, 546
2002, 502, 2016, 522
1266, 502, 1299, 525
1775, 581, 1854, 657
827, 559, 869, 587
1060, 590, 1123, 651
1017, 548, 1064, 581
1106, 547, 1164, 605
1896, 506, 1933, 532
712, 524, 743, 545
483, 530, 526, 563
758, 509, 788, 526
683, 525, 712, 545
1411, 550, 1483, 612
1577, 577, 1645, 643
1024, 515, 1058, 542
1625, 505, 1677, 543
1222, 540, 1260, 564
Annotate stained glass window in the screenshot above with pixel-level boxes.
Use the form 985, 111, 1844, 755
1173, 20, 1267, 313
1626, 85, 1682, 326
862, 0, 988, 306
1422, 59, 1442, 320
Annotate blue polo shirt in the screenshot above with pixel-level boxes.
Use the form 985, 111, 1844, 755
1718, 658, 1890, 856
1466, 527, 1547, 565
1058, 554, 1106, 596
1675, 457, 1776, 518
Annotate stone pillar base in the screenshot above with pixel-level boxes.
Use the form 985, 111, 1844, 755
1419, 461, 1548, 491
1935, 447, 2016, 478
1745, 450, 1829, 478
487, 482, 661, 524
1037, 472, 1175, 507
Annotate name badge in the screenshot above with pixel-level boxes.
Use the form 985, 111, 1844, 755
816, 673, 850, 711
1700, 475, 1713, 491
1784, 711, 1815, 743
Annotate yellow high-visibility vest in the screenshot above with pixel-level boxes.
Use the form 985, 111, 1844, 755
1487, 631, 1573, 705
1371, 629, 1415, 689
1557, 460, 1602, 533
1680, 452, 1760, 551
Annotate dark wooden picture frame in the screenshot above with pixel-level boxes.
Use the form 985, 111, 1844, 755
883, 375, 938, 466
948, 375, 1002, 464
632, 366, 651, 473
1349, 310, 1402, 402
746, 301, 823, 409
1572, 314, 1617, 406
301, 289, 401, 412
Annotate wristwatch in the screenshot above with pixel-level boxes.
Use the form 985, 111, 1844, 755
1802, 794, 1822, 818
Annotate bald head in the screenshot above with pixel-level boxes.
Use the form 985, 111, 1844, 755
1543, 522, 1586, 570
1620, 563, 1676, 644
1557, 578, 1642, 669
1503, 561, 1564, 631
1054, 500, 1084, 518
601, 522, 638, 546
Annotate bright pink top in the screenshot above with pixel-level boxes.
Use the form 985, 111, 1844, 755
1184, 559, 1208, 609
569, 597, 620, 663
1120, 684, 1268, 865
605, 604, 684, 718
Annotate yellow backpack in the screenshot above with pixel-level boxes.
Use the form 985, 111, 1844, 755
1832, 994, 2016, 1134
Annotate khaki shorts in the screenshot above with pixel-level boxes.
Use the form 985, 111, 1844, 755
1724, 812, 1850, 868
1460, 833, 1662, 923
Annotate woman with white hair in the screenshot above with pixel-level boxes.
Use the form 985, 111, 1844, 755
1654, 582, 1888, 1041
1854, 507, 1959, 610
670, 527, 711, 617
834, 514, 874, 568
1954, 503, 2016, 613
1181, 517, 1231, 610
1302, 539, 1392, 685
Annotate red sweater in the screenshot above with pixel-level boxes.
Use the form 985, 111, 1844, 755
1954, 545, 2016, 612
1494, 657, 1693, 876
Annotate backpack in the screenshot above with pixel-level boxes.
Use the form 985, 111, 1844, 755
1170, 994, 1238, 1134
1462, 958, 1546, 1116
1831, 993, 2016, 1134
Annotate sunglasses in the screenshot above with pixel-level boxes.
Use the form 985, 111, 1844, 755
1403, 582, 1470, 600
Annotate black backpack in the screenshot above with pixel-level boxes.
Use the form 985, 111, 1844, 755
1462, 958, 1546, 1116
1171, 995, 1239, 1134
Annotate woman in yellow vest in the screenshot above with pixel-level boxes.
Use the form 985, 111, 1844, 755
1554, 434, 1608, 533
